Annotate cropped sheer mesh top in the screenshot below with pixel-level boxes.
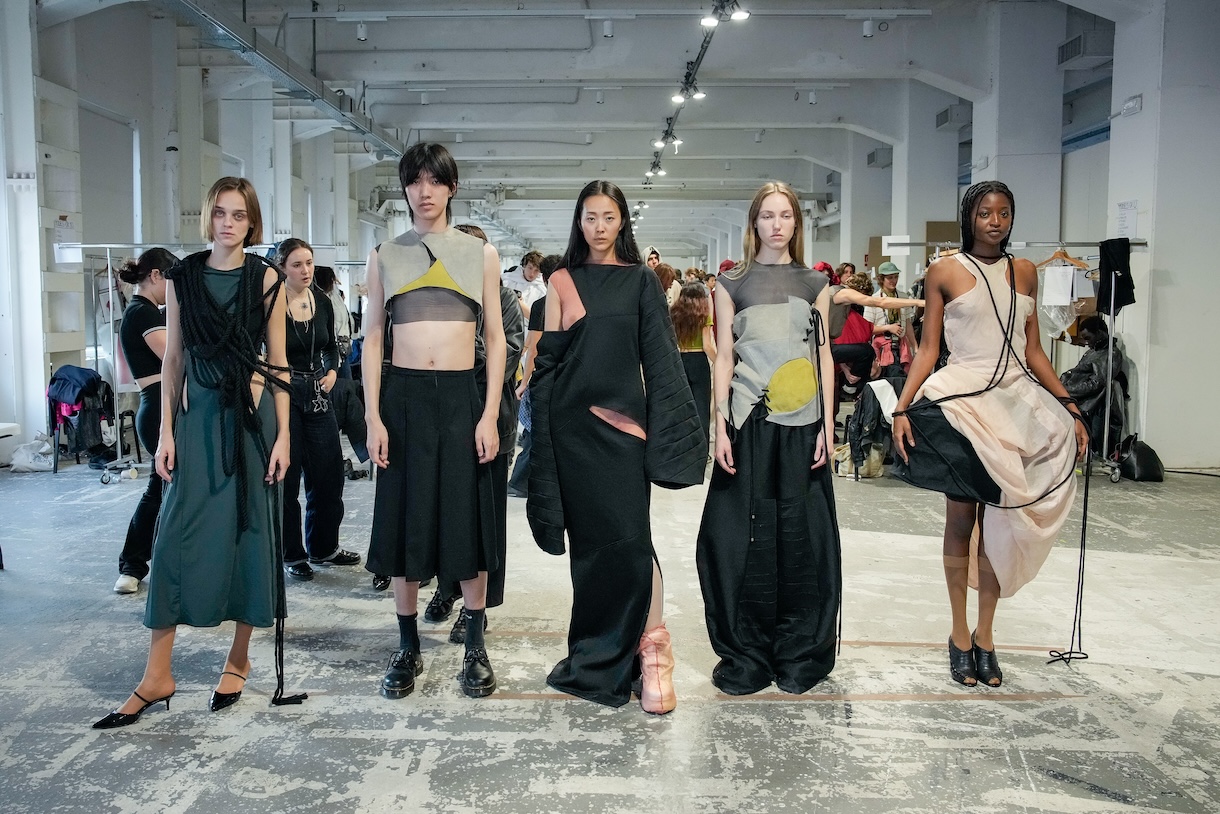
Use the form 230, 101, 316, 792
390, 287, 476, 324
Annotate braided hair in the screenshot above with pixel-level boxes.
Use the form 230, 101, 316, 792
172, 251, 288, 531
960, 180, 1016, 255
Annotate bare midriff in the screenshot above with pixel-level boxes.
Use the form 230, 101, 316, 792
390, 320, 477, 370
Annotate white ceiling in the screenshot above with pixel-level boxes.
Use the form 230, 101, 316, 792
40, 0, 1132, 259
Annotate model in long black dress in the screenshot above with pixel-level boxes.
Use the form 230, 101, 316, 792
527, 181, 705, 714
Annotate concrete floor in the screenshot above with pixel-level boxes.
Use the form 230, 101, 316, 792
1, 453, 1219, 813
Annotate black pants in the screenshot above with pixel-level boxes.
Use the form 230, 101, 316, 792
507, 428, 532, 493
831, 342, 874, 382
282, 375, 346, 565
119, 385, 163, 579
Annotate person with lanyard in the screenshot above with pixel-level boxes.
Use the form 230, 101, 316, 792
363, 143, 506, 700
94, 176, 303, 729
696, 181, 842, 697
276, 238, 361, 583
527, 180, 705, 715
113, 247, 175, 595
891, 180, 1088, 689
865, 261, 918, 372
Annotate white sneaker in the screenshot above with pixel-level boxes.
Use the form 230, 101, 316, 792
113, 575, 140, 594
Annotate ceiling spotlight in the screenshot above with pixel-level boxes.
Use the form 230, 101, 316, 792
672, 136, 683, 146
672, 89, 687, 104
455, 133, 463, 143
356, 21, 368, 41
731, 9, 750, 21
595, 90, 604, 104
585, 132, 594, 144
754, 130, 763, 143
654, 137, 666, 149
692, 86, 706, 100
863, 18, 875, 38
808, 90, 818, 105
701, 15, 720, 27
634, 203, 641, 210
657, 167, 667, 176
645, 169, 655, 178
420, 92, 429, 105
642, 202, 649, 209
603, 20, 614, 38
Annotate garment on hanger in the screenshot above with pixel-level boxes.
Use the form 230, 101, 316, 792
1097, 238, 1135, 316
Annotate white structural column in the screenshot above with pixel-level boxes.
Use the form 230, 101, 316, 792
1106, 0, 1220, 467
271, 120, 293, 243
310, 132, 336, 251
149, 19, 179, 244
840, 132, 891, 272
333, 150, 352, 260
176, 61, 204, 240
0, 0, 45, 454
890, 80, 960, 281
970, 1, 1066, 243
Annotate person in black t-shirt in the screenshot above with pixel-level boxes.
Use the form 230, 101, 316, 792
276, 238, 360, 582
114, 248, 176, 594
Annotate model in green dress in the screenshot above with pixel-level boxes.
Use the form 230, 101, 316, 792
93, 177, 298, 730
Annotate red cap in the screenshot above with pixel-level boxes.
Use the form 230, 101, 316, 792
812, 261, 833, 272
718, 259, 736, 273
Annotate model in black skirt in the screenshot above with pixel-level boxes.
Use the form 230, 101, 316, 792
362, 143, 507, 700
697, 182, 842, 695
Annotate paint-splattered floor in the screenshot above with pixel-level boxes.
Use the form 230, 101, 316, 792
1, 457, 1217, 813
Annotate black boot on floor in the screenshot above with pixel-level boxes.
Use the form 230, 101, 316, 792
424, 589, 460, 623
461, 649, 496, 698
448, 607, 489, 644
381, 650, 423, 699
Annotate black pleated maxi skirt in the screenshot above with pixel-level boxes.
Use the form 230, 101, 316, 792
697, 404, 841, 695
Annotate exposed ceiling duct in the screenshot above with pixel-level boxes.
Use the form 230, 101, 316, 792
163, 0, 405, 157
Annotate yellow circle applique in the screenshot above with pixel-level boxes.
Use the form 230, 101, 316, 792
765, 358, 818, 414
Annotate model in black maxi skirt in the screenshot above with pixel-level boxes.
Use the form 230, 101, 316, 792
697, 404, 842, 695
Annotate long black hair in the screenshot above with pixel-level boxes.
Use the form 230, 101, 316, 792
960, 180, 1016, 255
558, 180, 642, 269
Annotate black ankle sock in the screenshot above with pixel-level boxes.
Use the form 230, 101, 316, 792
396, 613, 420, 652
464, 608, 486, 650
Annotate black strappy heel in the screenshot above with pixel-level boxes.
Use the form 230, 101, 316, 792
92, 689, 174, 729
209, 670, 249, 712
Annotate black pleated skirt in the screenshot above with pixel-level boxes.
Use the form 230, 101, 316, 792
696, 404, 841, 695
366, 368, 498, 583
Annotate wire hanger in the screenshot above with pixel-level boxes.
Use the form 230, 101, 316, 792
1036, 247, 1090, 269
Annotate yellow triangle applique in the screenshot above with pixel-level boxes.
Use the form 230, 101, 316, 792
394, 256, 467, 297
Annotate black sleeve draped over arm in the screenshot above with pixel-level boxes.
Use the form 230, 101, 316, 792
637, 271, 707, 489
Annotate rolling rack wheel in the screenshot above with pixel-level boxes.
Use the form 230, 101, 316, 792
100, 471, 113, 484
1109, 467, 1121, 483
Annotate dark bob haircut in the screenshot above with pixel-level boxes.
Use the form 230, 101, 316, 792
398, 142, 459, 225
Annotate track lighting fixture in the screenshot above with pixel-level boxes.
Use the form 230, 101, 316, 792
455, 133, 463, 143
701, 15, 719, 27
595, 90, 605, 104
754, 130, 763, 143
703, 1, 750, 28
691, 85, 706, 100
603, 20, 614, 38
356, 21, 368, 41
863, 18, 874, 38
672, 89, 687, 104
585, 132, 594, 144
654, 137, 666, 149
420, 92, 429, 105
808, 90, 817, 105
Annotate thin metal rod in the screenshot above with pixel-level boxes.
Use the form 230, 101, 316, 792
885, 240, 1148, 249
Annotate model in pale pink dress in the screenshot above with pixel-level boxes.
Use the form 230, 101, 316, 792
892, 181, 1089, 689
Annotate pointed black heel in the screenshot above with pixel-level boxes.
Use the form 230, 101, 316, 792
209, 670, 249, 712
972, 633, 1004, 687
948, 635, 977, 686
92, 689, 174, 729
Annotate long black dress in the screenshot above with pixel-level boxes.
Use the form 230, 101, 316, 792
697, 261, 842, 695
527, 263, 705, 707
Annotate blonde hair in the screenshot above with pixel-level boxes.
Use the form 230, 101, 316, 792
202, 176, 263, 247
729, 181, 805, 279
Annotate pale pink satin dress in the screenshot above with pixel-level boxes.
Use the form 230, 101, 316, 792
914, 254, 1077, 597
